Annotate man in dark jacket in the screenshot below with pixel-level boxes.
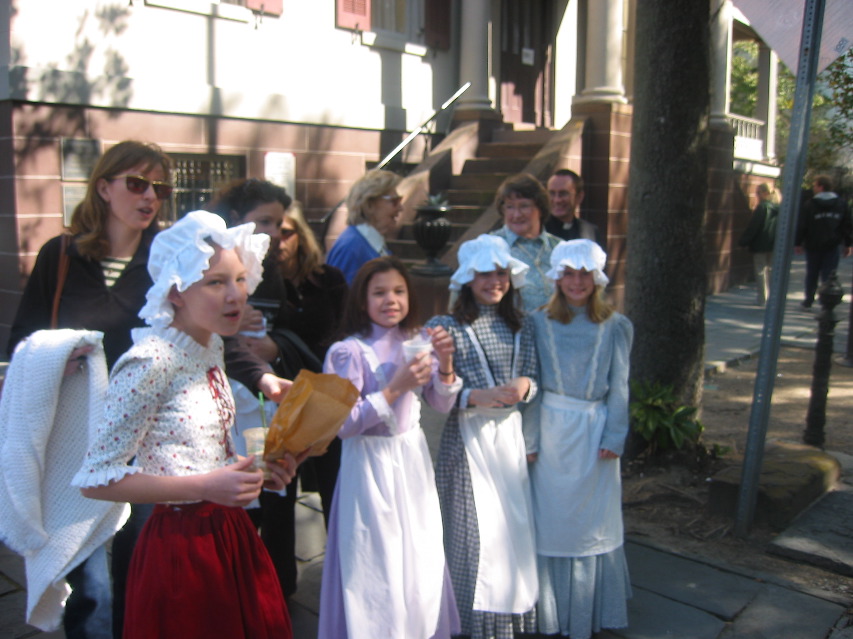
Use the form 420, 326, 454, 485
544, 169, 603, 246
739, 182, 779, 305
795, 174, 852, 308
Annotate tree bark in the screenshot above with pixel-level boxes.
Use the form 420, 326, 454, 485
626, 1, 710, 415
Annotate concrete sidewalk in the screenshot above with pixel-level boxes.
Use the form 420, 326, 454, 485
2, 255, 852, 638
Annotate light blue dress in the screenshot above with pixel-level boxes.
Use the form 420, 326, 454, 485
527, 306, 633, 639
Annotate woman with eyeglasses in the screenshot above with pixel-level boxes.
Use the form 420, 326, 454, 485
7, 139, 172, 639
490, 173, 562, 314
209, 179, 347, 599
326, 168, 403, 284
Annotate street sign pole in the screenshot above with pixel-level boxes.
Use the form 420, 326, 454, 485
734, 0, 827, 537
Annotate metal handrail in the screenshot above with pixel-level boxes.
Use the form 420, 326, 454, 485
376, 81, 471, 169
320, 82, 471, 226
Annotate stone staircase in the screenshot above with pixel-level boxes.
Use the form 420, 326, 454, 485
388, 126, 554, 267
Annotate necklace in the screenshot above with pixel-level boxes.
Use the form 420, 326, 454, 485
514, 237, 546, 268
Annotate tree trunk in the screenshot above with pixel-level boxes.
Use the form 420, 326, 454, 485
626, 1, 710, 429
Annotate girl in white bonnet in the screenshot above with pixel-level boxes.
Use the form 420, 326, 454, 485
73, 211, 299, 639
425, 233, 540, 638
527, 238, 633, 639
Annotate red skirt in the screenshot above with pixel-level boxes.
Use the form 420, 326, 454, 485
123, 501, 292, 639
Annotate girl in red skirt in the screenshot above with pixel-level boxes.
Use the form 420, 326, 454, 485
73, 211, 298, 639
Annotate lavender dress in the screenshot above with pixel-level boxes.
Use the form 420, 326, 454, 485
318, 323, 461, 639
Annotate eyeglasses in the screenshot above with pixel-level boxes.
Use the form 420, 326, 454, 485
112, 175, 174, 200
279, 228, 297, 240
503, 201, 536, 215
378, 194, 403, 206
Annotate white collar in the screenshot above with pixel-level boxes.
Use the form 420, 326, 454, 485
356, 223, 389, 255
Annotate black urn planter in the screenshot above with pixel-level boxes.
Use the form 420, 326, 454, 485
411, 205, 453, 276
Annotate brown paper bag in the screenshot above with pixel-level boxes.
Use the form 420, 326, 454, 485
264, 370, 359, 460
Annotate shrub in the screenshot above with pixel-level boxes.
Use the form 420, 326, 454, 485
630, 379, 704, 455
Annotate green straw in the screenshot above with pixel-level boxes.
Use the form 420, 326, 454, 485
258, 391, 268, 431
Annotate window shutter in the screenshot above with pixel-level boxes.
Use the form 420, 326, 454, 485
424, 0, 450, 50
245, 0, 282, 16
336, 0, 371, 31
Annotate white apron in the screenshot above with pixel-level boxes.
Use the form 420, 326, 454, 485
530, 391, 623, 557
337, 339, 445, 639
459, 327, 538, 613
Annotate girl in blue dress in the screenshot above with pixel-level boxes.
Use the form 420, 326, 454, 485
527, 239, 633, 638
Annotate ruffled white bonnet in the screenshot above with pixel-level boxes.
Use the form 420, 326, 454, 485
449, 234, 529, 291
139, 210, 269, 329
545, 239, 609, 286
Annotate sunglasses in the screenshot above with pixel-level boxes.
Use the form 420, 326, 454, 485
112, 174, 174, 200
279, 228, 298, 240
378, 194, 403, 206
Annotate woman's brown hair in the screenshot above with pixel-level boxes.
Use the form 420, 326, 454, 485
279, 202, 325, 285
494, 172, 551, 226
70, 141, 172, 260
339, 256, 419, 338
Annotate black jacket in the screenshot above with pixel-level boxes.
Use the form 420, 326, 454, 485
223, 259, 348, 393
795, 193, 852, 252
8, 232, 154, 369
544, 215, 603, 247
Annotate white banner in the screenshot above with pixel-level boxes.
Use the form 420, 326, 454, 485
734, 0, 852, 74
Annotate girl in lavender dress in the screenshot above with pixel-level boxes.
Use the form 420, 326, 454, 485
318, 256, 461, 639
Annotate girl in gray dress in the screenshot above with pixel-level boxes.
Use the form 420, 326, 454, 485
426, 234, 539, 639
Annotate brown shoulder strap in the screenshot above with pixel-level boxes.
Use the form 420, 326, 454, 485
50, 235, 71, 329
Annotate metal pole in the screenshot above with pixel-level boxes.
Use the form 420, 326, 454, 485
836, 261, 853, 367
733, 0, 827, 537
803, 274, 843, 447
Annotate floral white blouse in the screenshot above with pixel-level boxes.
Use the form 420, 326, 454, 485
74, 326, 237, 490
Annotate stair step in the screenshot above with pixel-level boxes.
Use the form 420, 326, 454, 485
492, 128, 554, 144
397, 223, 469, 243
462, 157, 529, 174
451, 173, 510, 191
478, 142, 543, 158
428, 205, 487, 224
387, 238, 432, 260
445, 189, 495, 206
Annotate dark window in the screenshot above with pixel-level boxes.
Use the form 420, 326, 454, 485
167, 154, 245, 222
424, 0, 450, 50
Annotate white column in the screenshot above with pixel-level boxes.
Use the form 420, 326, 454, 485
757, 43, 778, 161
710, 0, 732, 128
575, 0, 627, 104
456, 0, 493, 111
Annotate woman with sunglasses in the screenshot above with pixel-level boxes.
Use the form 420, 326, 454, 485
326, 168, 403, 284
7, 139, 172, 639
209, 179, 347, 599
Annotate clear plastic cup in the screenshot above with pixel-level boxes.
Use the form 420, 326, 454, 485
243, 427, 271, 479
402, 335, 433, 363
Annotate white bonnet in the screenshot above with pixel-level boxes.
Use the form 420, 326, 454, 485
449, 234, 529, 291
546, 239, 609, 286
139, 210, 269, 329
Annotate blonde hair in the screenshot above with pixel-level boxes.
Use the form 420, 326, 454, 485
345, 169, 402, 226
756, 182, 779, 204
280, 201, 325, 284
545, 284, 614, 324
